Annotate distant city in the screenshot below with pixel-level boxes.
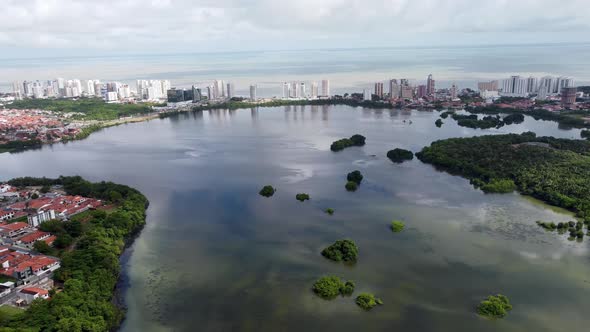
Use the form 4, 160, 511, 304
4, 74, 581, 107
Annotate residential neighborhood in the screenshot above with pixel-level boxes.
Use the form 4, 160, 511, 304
0, 182, 105, 308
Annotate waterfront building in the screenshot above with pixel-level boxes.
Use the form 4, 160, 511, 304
363, 89, 371, 101
282, 82, 291, 98
300, 82, 306, 98
118, 85, 131, 99
167, 88, 185, 103
389, 79, 399, 98
192, 85, 202, 102
85, 80, 96, 96
374, 82, 384, 98
417, 85, 427, 98
426, 74, 435, 96
526, 77, 538, 94
400, 85, 413, 99
561, 87, 577, 107
501, 76, 527, 97
311, 82, 319, 99
477, 80, 498, 92
321, 80, 330, 97
250, 85, 257, 101
226, 83, 235, 99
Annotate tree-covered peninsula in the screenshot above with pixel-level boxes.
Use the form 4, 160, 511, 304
330, 135, 366, 152
0, 176, 148, 331
416, 132, 590, 219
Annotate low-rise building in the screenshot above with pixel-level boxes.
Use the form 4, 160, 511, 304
17, 231, 51, 248
0, 222, 31, 238
19, 287, 49, 303
27, 210, 56, 227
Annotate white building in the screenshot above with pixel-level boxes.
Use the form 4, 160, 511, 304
311, 82, 319, 99
363, 89, 371, 101
226, 83, 235, 99
282, 82, 291, 99
501, 76, 528, 97
321, 80, 330, 97
27, 210, 56, 227
249, 85, 257, 101
106, 91, 118, 102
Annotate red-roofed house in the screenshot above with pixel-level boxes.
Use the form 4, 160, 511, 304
19, 287, 49, 303
0, 210, 15, 222
17, 231, 51, 248
0, 222, 31, 238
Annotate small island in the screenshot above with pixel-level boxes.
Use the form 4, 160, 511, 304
259, 185, 276, 197
387, 148, 414, 163
346, 170, 364, 185
325, 208, 335, 215
391, 220, 405, 232
321, 239, 359, 263
355, 293, 383, 310
296, 193, 310, 202
330, 134, 366, 152
477, 294, 513, 319
312, 276, 355, 299
435, 119, 444, 128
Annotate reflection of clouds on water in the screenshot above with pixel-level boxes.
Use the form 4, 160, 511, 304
352, 158, 379, 168
279, 164, 314, 184
519, 251, 539, 260
395, 192, 450, 208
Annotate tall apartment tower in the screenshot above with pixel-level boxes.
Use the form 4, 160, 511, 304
321, 80, 330, 97
249, 85, 257, 101
389, 79, 399, 98
374, 82, 384, 98
426, 74, 435, 96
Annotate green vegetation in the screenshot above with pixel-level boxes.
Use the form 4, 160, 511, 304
416, 132, 590, 219
1, 176, 148, 331
502, 113, 525, 125
480, 179, 517, 193
325, 208, 335, 215
9, 98, 160, 121
259, 185, 276, 197
296, 193, 310, 202
312, 276, 355, 299
346, 170, 364, 184
321, 239, 359, 263
466, 105, 590, 129
390, 220, 405, 233
582, 130, 590, 139
435, 119, 443, 128
477, 294, 513, 319
330, 135, 366, 152
345, 181, 358, 192
440, 111, 454, 119
536, 221, 557, 231
387, 148, 414, 163
0, 139, 42, 154
355, 293, 383, 310
451, 112, 526, 129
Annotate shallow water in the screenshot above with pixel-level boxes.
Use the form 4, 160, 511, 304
0, 106, 588, 332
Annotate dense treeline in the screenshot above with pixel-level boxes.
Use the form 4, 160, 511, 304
450, 113, 524, 129
465, 105, 590, 129
0, 139, 42, 153
9, 98, 162, 121
416, 133, 590, 219
1, 176, 148, 331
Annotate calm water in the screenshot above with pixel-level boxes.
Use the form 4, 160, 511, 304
0, 106, 588, 332
2, 43, 590, 95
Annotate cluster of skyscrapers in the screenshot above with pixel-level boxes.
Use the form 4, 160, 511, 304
281, 80, 330, 99
11, 78, 172, 102
478, 75, 575, 98
367, 75, 440, 101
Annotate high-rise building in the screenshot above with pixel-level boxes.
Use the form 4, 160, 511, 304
526, 77, 538, 94
167, 88, 185, 102
118, 85, 131, 99
32, 81, 44, 99
426, 74, 435, 96
321, 80, 330, 97
192, 86, 202, 102
85, 80, 96, 96
249, 85, 257, 101
389, 79, 399, 98
363, 89, 371, 101
226, 83, 235, 99
561, 87, 577, 107
12, 82, 22, 100
282, 82, 291, 98
478, 80, 498, 92
417, 85, 427, 99
311, 82, 319, 99
400, 86, 413, 99
555, 77, 574, 94
291, 81, 300, 98
374, 82, 384, 98
300, 82, 306, 98
502, 76, 527, 97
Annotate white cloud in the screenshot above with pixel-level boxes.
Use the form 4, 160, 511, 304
0, 0, 589, 54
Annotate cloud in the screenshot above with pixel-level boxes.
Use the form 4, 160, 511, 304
0, 0, 588, 54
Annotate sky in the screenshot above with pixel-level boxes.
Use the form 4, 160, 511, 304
1, 0, 589, 58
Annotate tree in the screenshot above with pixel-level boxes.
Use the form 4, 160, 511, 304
295, 193, 310, 202
355, 293, 383, 310
391, 221, 405, 233
387, 148, 414, 163
40, 185, 51, 193
477, 294, 512, 318
347, 170, 363, 185
259, 185, 276, 197
33, 241, 54, 255
31, 193, 39, 199
321, 239, 359, 263
345, 181, 358, 192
